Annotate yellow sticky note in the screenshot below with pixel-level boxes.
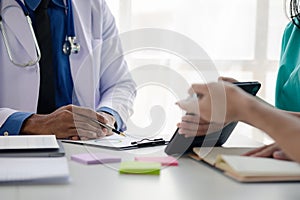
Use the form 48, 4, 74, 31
119, 161, 161, 175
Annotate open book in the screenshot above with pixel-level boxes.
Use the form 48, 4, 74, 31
191, 147, 300, 182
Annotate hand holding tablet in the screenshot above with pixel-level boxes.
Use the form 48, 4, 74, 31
165, 81, 261, 155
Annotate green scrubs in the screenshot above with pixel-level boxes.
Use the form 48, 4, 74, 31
276, 22, 300, 111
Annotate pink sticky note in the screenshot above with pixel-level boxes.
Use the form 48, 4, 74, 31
71, 153, 121, 165
135, 156, 178, 166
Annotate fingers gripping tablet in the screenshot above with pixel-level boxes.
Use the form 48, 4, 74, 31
165, 81, 261, 155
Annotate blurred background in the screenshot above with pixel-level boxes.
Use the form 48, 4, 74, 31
106, 0, 289, 145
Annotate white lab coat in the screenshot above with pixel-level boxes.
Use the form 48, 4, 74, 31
0, 0, 136, 131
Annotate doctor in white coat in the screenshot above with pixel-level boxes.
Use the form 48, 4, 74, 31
0, 0, 136, 139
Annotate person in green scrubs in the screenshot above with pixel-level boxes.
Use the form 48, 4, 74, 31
276, 18, 300, 112
176, 0, 300, 162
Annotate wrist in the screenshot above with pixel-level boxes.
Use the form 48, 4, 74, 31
237, 95, 257, 123
225, 85, 252, 122
21, 114, 49, 135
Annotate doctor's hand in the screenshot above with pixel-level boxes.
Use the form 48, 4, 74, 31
243, 143, 292, 161
98, 111, 116, 136
21, 105, 113, 140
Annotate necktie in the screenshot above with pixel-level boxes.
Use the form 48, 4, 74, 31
35, 0, 56, 114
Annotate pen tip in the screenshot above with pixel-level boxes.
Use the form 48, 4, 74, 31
120, 132, 126, 137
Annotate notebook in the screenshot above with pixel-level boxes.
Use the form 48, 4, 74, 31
0, 136, 65, 157
191, 147, 300, 182
0, 135, 59, 150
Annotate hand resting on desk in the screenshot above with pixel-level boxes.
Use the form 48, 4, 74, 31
243, 143, 292, 161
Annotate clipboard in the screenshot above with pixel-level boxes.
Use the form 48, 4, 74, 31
62, 134, 168, 150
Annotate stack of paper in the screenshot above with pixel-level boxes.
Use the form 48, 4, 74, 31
0, 157, 69, 183
0, 135, 69, 183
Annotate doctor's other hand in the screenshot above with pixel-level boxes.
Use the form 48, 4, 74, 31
243, 143, 292, 161
98, 111, 116, 136
176, 82, 252, 125
176, 114, 224, 137
20, 105, 113, 140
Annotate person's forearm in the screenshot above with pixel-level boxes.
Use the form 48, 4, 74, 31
238, 97, 300, 162
281, 110, 300, 118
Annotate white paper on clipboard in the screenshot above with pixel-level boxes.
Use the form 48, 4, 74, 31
62, 134, 167, 150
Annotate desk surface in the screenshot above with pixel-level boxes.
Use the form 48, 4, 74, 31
1, 136, 300, 200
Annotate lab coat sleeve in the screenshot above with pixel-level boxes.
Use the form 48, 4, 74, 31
0, 108, 18, 130
96, 0, 136, 131
0, 112, 33, 135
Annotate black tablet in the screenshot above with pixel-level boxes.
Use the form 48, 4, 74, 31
165, 81, 261, 155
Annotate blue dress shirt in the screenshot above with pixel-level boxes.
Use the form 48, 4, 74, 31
0, 0, 123, 135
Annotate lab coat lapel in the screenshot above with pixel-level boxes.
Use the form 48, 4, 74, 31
69, 0, 96, 109
1, 0, 38, 62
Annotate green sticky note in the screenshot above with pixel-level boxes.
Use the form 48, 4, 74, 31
119, 161, 161, 175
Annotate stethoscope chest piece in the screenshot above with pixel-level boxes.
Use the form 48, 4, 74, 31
63, 0, 80, 55
63, 36, 80, 55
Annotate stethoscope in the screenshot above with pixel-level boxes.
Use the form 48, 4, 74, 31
0, 0, 80, 67
62, 0, 80, 55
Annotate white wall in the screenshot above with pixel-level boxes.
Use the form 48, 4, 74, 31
106, 0, 289, 143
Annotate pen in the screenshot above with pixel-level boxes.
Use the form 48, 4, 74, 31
94, 120, 126, 137
75, 113, 126, 137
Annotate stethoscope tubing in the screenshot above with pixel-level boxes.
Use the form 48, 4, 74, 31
0, 0, 79, 67
0, 0, 41, 67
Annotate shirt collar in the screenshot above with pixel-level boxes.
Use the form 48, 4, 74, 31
24, 0, 66, 11
24, 0, 41, 11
